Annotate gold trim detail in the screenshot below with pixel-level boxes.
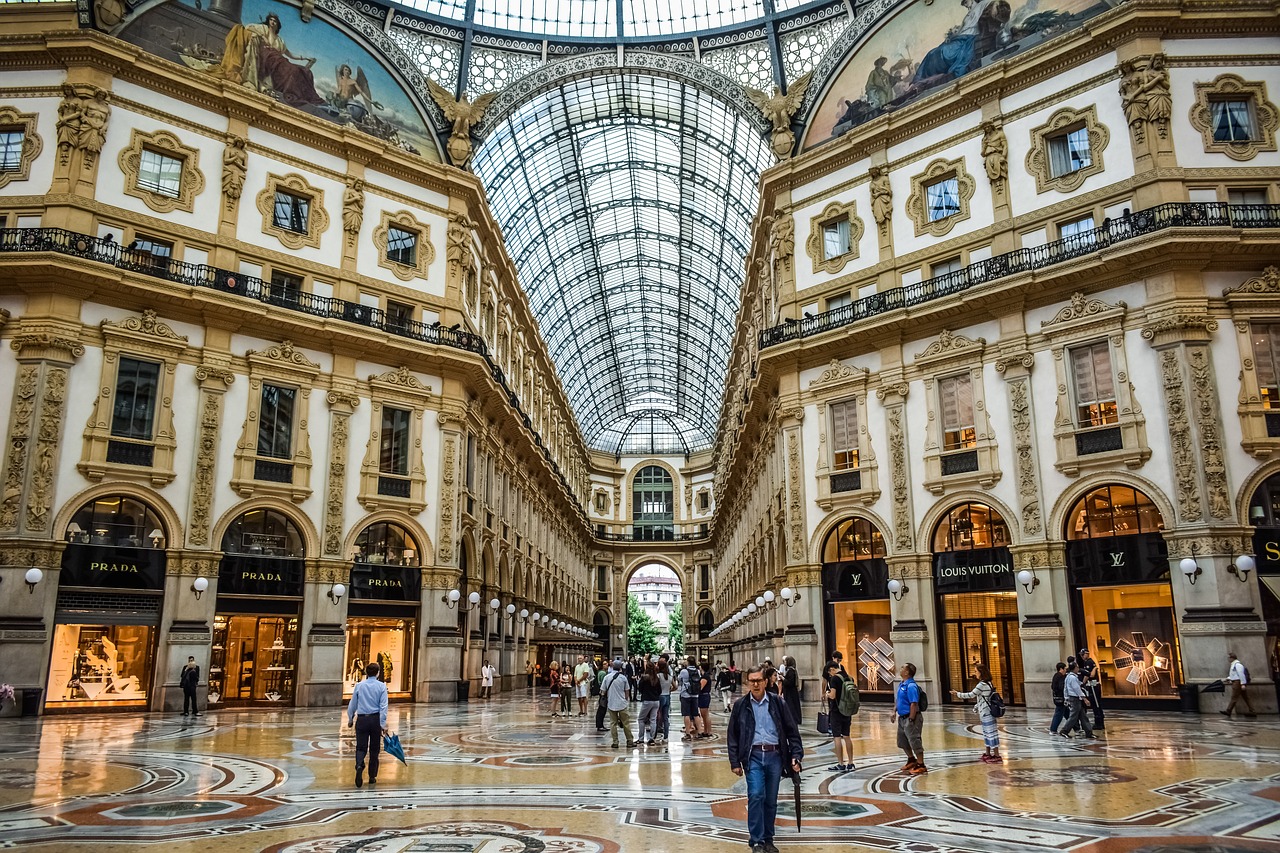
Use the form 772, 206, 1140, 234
1188, 74, 1279, 162
373, 209, 435, 282
905, 157, 974, 238
805, 200, 864, 275
118, 128, 205, 215
256, 172, 329, 251
1025, 105, 1109, 194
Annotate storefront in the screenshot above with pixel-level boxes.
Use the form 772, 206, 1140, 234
932, 502, 1024, 705
46, 495, 167, 711
1064, 484, 1180, 709
1245, 474, 1280, 705
210, 508, 305, 706
345, 521, 420, 698
821, 517, 893, 700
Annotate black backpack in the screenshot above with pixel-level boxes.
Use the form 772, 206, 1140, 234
985, 685, 1006, 718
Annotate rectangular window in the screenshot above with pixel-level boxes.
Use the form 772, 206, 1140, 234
0, 130, 22, 172
1060, 215, 1096, 249
386, 300, 413, 332
1212, 99, 1255, 142
273, 191, 310, 233
386, 227, 417, 266
270, 271, 302, 305
939, 374, 976, 450
830, 399, 860, 471
931, 256, 963, 277
826, 292, 852, 312
111, 357, 160, 440
926, 177, 961, 222
127, 237, 172, 270
380, 406, 411, 476
257, 383, 296, 459
1252, 323, 1280, 409
137, 148, 183, 197
1229, 188, 1269, 206
1070, 341, 1119, 427
1049, 125, 1091, 177
597, 565, 608, 593
822, 217, 851, 259
700, 564, 710, 591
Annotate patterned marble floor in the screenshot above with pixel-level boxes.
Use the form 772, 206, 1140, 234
1, 692, 1277, 852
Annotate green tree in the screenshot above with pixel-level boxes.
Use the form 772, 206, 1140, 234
667, 603, 685, 656
627, 593, 659, 657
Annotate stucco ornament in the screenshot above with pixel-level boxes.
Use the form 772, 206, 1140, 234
1120, 55, 1171, 143
981, 119, 1008, 184
745, 73, 813, 160
426, 80, 501, 168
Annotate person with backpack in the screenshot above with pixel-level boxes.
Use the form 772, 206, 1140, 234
677, 655, 703, 740
717, 662, 736, 711
1060, 661, 1095, 739
1222, 651, 1258, 718
891, 662, 927, 775
950, 663, 1003, 763
823, 661, 855, 772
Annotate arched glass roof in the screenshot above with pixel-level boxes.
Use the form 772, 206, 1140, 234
399, 0, 823, 39
472, 71, 775, 456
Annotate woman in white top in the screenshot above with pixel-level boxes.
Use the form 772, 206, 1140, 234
951, 662, 1002, 763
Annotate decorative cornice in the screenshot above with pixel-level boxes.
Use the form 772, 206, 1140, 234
194, 364, 235, 386
1141, 313, 1219, 344
914, 329, 985, 362
994, 352, 1035, 375
1041, 291, 1127, 332
1223, 265, 1280, 297
10, 332, 84, 360
102, 309, 188, 343
808, 357, 868, 389
247, 339, 322, 371
369, 365, 433, 395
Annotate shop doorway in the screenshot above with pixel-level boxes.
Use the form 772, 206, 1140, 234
939, 592, 1024, 705
211, 614, 298, 703
821, 516, 894, 701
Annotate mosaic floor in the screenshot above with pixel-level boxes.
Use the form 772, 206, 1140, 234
1, 693, 1277, 852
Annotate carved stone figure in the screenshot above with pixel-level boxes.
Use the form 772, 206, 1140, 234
222, 135, 247, 207
447, 213, 475, 273
745, 73, 813, 160
768, 210, 794, 269
77, 91, 110, 164
869, 166, 892, 232
1120, 55, 1171, 143
981, 119, 1008, 184
425, 80, 501, 168
55, 86, 109, 167
343, 179, 364, 240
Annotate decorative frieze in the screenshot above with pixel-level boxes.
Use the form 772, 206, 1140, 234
1007, 377, 1043, 537
1160, 348, 1202, 523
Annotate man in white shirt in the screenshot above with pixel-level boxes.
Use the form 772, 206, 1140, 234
346, 661, 389, 787
603, 659, 637, 749
481, 660, 497, 699
1222, 651, 1257, 718
574, 654, 592, 717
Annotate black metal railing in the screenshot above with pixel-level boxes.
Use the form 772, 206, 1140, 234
106, 439, 155, 467
830, 470, 861, 493
377, 475, 412, 497
1076, 426, 1124, 456
761, 202, 1280, 349
0, 226, 590, 520
254, 458, 294, 483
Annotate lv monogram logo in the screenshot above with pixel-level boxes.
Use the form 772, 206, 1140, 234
1109, 552, 1126, 567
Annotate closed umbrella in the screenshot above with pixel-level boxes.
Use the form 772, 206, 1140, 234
789, 762, 803, 832
382, 732, 408, 765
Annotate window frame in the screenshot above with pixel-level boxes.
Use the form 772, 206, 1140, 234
1189, 74, 1279, 162
805, 200, 863, 274
374, 210, 435, 281
230, 341, 321, 502
913, 330, 1001, 494
807, 359, 881, 509
137, 147, 183, 198
906, 157, 975, 238
1226, 269, 1280, 456
1026, 105, 1109, 194
118, 128, 204, 214
358, 367, 433, 513
257, 173, 329, 250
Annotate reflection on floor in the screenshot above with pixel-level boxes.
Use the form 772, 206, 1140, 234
2, 693, 1278, 852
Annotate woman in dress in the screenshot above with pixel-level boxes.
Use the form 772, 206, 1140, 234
214, 12, 324, 107
780, 655, 802, 725
560, 660, 574, 717
547, 660, 561, 718
951, 662, 1002, 763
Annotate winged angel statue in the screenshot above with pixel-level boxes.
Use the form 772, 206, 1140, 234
745, 72, 813, 160
426, 79, 501, 168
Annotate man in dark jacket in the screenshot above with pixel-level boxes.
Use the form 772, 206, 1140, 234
727, 664, 804, 853
180, 655, 201, 717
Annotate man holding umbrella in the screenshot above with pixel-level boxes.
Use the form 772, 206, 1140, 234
728, 664, 805, 852
347, 661, 389, 787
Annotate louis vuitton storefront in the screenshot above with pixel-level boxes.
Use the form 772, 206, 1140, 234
1065, 485, 1182, 709
821, 517, 894, 701
46, 495, 168, 711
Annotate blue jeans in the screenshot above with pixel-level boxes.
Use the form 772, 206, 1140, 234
745, 748, 782, 845
1049, 702, 1066, 733
658, 694, 671, 739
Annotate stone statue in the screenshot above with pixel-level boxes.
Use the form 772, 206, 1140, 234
447, 213, 475, 270
343, 179, 364, 240
77, 90, 110, 163
768, 210, 794, 268
426, 80, 501, 168
981, 119, 1008, 184
869, 165, 892, 232
745, 72, 813, 160
221, 135, 247, 207
1120, 55, 1171, 143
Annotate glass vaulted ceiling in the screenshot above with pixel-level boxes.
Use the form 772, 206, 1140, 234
401, 0, 821, 39
472, 73, 775, 456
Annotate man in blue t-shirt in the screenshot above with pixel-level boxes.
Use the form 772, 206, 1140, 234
891, 662, 926, 775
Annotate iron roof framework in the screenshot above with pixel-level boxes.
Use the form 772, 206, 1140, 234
472, 72, 775, 455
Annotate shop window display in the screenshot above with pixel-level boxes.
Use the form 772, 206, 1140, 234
208, 615, 298, 704
1077, 584, 1180, 699
831, 601, 893, 693
343, 618, 414, 695
46, 624, 154, 707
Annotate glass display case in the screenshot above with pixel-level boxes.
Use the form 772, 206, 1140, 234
209, 615, 298, 704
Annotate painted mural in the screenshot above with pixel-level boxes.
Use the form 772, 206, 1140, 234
114, 0, 438, 159
804, 0, 1118, 149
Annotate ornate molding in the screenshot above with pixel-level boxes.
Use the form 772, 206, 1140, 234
247, 340, 322, 372
102, 309, 187, 343
27, 367, 68, 532
369, 366, 433, 395
805, 200, 863, 275
904, 157, 975, 238
914, 329, 985, 363
187, 390, 222, 546
1024, 104, 1109, 194
373, 208, 435, 281
1141, 313, 1219, 345
0, 105, 42, 190
11, 333, 85, 361
1008, 377, 1042, 537
808, 358, 868, 389
1042, 292, 1127, 331
1223, 265, 1280, 297
1161, 349, 1202, 523
886, 405, 913, 551
439, 434, 456, 563
994, 352, 1036, 374
117, 127, 205, 215
256, 172, 329, 251
323, 408, 351, 556
1188, 74, 1278, 162
786, 430, 804, 563
0, 365, 38, 532
1187, 346, 1232, 520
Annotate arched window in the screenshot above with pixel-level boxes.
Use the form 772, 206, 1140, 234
1066, 485, 1163, 540
633, 465, 674, 539
65, 494, 166, 547
1248, 472, 1280, 526
932, 502, 1010, 552
822, 517, 887, 562
697, 608, 714, 639
220, 508, 305, 558
354, 521, 419, 565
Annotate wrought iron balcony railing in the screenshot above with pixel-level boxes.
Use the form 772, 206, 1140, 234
760, 202, 1280, 350
0, 226, 587, 518
593, 527, 712, 542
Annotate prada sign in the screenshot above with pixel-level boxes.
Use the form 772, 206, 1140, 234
217, 555, 304, 597
822, 558, 889, 601
60, 544, 165, 590
932, 547, 1015, 593
350, 562, 421, 602
1065, 533, 1169, 586
1252, 528, 1280, 575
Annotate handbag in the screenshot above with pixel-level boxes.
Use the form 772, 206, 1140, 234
816, 711, 830, 735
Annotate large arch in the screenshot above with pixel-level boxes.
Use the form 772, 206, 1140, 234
916, 490, 1023, 554
1046, 471, 1178, 545
1236, 459, 1280, 525
341, 511, 435, 568
808, 506, 895, 564
54, 482, 185, 549
211, 497, 320, 559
